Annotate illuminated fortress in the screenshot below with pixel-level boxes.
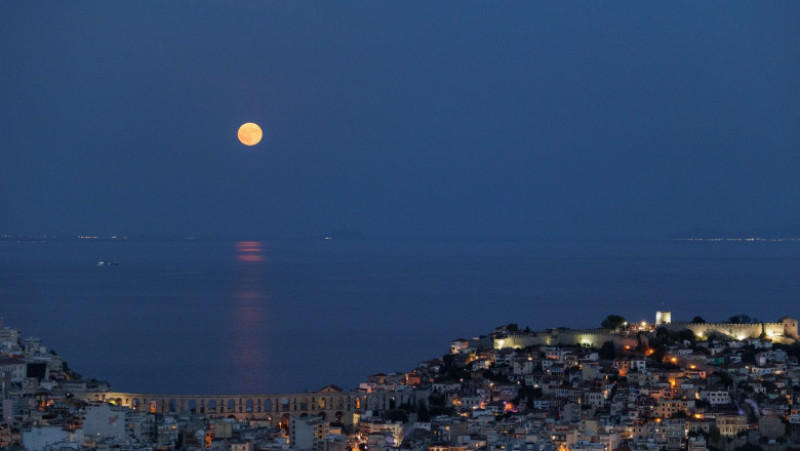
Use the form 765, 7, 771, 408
492, 312, 798, 350
663, 315, 798, 342
493, 328, 638, 350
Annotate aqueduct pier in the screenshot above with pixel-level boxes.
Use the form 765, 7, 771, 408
80, 387, 430, 426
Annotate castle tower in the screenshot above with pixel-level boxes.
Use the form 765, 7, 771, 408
780, 317, 799, 339
655, 311, 671, 326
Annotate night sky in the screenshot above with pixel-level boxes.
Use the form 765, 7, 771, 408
2, 2, 799, 240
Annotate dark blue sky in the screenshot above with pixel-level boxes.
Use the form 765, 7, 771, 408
2, 2, 798, 240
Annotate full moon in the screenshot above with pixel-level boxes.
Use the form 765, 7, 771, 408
237, 122, 263, 146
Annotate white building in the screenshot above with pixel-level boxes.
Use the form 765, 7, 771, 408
701, 390, 731, 406
22, 425, 83, 451
83, 403, 128, 443
0, 358, 26, 384
291, 415, 329, 451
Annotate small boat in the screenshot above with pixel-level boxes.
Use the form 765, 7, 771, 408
96, 261, 119, 267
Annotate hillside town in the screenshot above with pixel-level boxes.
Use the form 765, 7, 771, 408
2, 313, 800, 451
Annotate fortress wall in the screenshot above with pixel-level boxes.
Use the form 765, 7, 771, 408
494, 333, 552, 349
494, 330, 637, 351
494, 316, 799, 352
663, 318, 798, 342
665, 322, 774, 340
554, 330, 637, 350
670, 323, 763, 340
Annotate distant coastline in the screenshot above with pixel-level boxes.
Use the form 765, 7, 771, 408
674, 237, 800, 243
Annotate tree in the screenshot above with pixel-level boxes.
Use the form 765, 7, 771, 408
417, 401, 430, 422
599, 341, 616, 360
691, 316, 706, 324
677, 329, 696, 343
515, 383, 543, 407
716, 372, 734, 389
729, 314, 752, 324
734, 443, 762, 451
601, 315, 627, 331
384, 410, 408, 422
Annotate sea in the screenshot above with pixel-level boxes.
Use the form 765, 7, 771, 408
1, 238, 799, 395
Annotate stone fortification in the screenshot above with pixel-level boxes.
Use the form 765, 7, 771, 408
493, 329, 637, 350
663, 317, 798, 342
491, 316, 798, 351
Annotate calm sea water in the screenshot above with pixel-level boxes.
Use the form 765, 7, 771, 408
1, 239, 799, 394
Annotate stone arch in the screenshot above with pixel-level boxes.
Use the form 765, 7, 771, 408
168, 399, 177, 413
335, 410, 344, 422
263, 398, 271, 412
188, 399, 197, 413
208, 399, 217, 412
227, 399, 236, 412
245, 399, 254, 413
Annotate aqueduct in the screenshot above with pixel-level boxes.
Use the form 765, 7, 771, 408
80, 385, 429, 426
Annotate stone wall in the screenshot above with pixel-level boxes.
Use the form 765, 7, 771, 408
494, 329, 637, 350
80, 389, 429, 426
664, 317, 798, 342
492, 316, 798, 351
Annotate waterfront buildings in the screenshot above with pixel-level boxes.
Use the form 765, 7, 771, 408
2, 313, 800, 450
